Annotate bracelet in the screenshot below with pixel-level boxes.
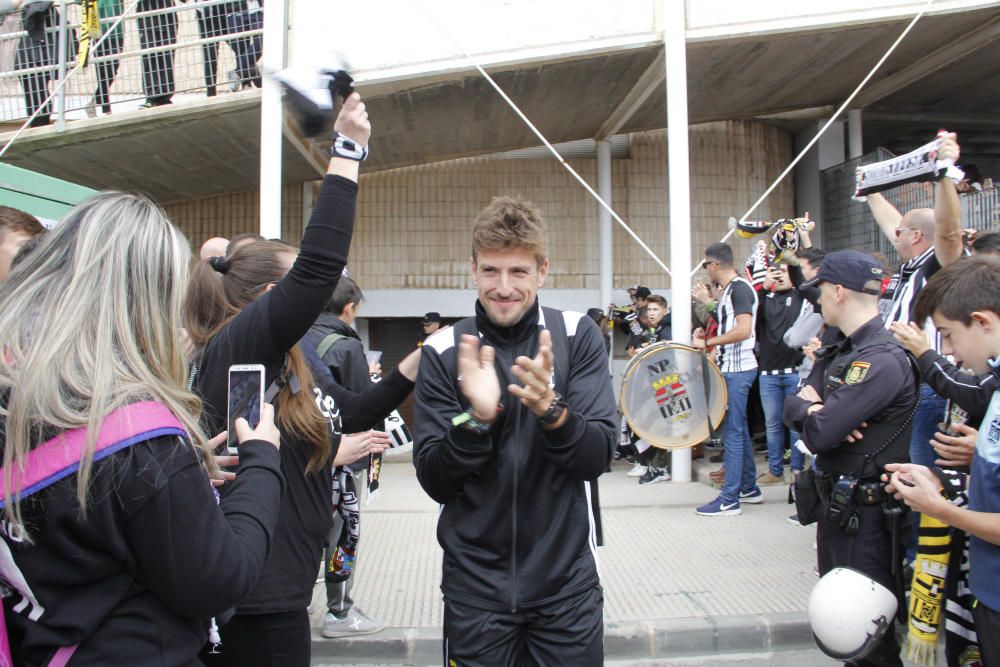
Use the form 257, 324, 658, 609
538, 392, 568, 426
451, 410, 491, 435
331, 132, 368, 161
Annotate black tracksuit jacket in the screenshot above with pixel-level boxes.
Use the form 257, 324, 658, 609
412, 300, 617, 613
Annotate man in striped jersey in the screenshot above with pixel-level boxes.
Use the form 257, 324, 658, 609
693, 242, 762, 516
865, 133, 964, 475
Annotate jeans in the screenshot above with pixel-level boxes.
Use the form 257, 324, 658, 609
759, 372, 802, 475
721, 370, 759, 504
906, 383, 948, 560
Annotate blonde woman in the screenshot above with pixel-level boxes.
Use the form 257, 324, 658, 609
0, 192, 283, 666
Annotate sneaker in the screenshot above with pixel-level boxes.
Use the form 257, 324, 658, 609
757, 471, 785, 485
626, 463, 647, 478
639, 467, 670, 485
787, 513, 802, 526
321, 608, 385, 639
739, 487, 764, 504
696, 496, 742, 516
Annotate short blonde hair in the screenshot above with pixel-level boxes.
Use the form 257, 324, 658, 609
472, 196, 547, 266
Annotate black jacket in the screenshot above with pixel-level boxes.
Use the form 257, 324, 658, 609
195, 175, 411, 615
412, 300, 616, 613
784, 316, 919, 478
305, 313, 370, 392
3, 436, 283, 666
916, 349, 997, 427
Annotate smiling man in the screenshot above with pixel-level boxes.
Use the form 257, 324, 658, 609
412, 196, 617, 666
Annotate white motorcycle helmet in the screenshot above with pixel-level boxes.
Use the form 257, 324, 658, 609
808, 567, 898, 661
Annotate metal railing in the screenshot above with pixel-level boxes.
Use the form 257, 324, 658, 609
0, 0, 262, 127
821, 149, 999, 266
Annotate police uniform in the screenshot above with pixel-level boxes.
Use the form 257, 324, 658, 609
784, 252, 919, 667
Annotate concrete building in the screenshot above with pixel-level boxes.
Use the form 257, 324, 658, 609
2, 0, 999, 387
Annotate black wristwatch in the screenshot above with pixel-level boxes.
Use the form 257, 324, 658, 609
538, 392, 568, 426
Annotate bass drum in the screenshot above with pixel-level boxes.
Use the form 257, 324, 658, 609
619, 342, 727, 449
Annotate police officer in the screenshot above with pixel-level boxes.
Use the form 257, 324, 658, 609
783, 250, 919, 667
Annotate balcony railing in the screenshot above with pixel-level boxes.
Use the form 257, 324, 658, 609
0, 0, 263, 127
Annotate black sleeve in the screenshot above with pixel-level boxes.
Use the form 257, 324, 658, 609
326, 339, 372, 393
412, 338, 494, 504
211, 175, 356, 386
917, 350, 997, 424
539, 317, 617, 480
121, 437, 284, 619
730, 281, 755, 316
327, 368, 414, 434
789, 263, 821, 308
787, 347, 914, 453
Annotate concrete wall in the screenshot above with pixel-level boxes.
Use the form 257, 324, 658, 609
349, 122, 793, 293
165, 120, 795, 305
163, 184, 305, 251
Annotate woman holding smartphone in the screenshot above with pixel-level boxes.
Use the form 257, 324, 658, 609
184, 93, 418, 666
0, 193, 284, 665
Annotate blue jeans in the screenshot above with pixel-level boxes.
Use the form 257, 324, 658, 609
759, 372, 802, 475
907, 383, 948, 561
721, 370, 759, 504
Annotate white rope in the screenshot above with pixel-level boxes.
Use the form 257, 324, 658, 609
0, 0, 143, 159
697, 0, 936, 276
415, 0, 672, 276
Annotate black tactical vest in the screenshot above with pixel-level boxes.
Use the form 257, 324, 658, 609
816, 327, 920, 479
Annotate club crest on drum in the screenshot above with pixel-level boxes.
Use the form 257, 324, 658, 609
646, 360, 694, 423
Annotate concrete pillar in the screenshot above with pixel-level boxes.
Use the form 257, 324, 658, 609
665, 0, 692, 483
259, 0, 288, 238
848, 110, 863, 159
597, 140, 613, 365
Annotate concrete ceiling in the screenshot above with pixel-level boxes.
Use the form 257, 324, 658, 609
1, 6, 999, 202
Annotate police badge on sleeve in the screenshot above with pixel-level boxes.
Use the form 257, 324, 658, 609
845, 362, 871, 385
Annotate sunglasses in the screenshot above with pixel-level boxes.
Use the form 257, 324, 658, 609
894, 227, 916, 238
701, 260, 718, 268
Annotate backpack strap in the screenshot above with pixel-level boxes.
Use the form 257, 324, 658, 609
0, 401, 187, 508
540, 306, 570, 394
316, 332, 347, 360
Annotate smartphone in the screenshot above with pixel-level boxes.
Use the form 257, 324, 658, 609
227, 364, 265, 454
366, 350, 382, 367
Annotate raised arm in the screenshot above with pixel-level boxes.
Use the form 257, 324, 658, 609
866, 192, 903, 244
934, 133, 964, 267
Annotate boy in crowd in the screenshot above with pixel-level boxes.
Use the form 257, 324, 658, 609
885, 256, 1000, 666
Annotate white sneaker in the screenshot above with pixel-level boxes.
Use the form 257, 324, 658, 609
321, 607, 385, 638
627, 463, 647, 477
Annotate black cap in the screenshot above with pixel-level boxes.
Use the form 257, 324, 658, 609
422, 311, 442, 324
802, 250, 884, 295
633, 286, 652, 299
586, 307, 604, 321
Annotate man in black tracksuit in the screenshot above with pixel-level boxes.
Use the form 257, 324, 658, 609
413, 196, 617, 666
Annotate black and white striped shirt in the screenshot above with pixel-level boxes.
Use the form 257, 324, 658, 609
716, 276, 759, 373
882, 246, 942, 352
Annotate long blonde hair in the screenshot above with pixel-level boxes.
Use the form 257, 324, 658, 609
0, 193, 213, 533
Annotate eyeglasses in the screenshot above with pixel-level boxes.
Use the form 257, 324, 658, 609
701, 260, 718, 268
894, 227, 916, 238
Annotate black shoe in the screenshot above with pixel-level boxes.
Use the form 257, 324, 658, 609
639, 467, 670, 485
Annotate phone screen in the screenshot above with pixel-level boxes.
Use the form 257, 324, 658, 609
227, 367, 263, 452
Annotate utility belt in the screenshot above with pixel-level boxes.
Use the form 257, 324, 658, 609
791, 468, 903, 534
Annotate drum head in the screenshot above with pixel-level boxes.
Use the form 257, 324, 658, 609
619, 342, 727, 449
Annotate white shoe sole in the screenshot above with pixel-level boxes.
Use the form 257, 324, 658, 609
321, 625, 385, 639
739, 495, 764, 505
626, 468, 647, 478
696, 507, 742, 516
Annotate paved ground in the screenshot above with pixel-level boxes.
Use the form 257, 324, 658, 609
307, 449, 839, 664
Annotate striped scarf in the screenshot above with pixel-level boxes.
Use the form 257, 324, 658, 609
906, 512, 952, 666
